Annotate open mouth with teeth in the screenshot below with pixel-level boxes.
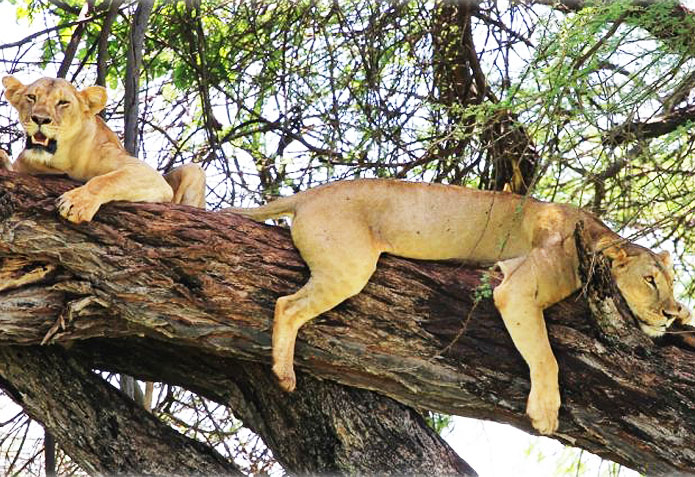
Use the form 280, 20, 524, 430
26, 132, 57, 154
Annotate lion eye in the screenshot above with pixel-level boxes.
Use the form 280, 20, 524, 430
57, 99, 70, 107
644, 276, 657, 288
26, 94, 36, 103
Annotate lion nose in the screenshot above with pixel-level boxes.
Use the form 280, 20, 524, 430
677, 302, 692, 320
31, 115, 51, 126
663, 309, 679, 319
663, 303, 689, 320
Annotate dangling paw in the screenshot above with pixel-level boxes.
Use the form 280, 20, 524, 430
526, 385, 561, 435
272, 360, 297, 392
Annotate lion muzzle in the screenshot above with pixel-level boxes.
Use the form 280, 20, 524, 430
25, 132, 57, 154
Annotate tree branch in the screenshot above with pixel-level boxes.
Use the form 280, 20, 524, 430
1, 170, 694, 475
56, 2, 93, 79
123, 0, 154, 155
96, 0, 125, 87
603, 104, 695, 146
0, 13, 107, 51
530, 0, 695, 53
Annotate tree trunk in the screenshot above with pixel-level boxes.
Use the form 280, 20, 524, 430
123, 0, 154, 155
1, 170, 695, 475
0, 345, 241, 476
66, 338, 474, 475
430, 0, 538, 192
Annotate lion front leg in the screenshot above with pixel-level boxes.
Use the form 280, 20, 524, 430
58, 163, 173, 223
493, 255, 561, 435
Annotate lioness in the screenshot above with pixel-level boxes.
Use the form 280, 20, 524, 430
231, 179, 691, 434
0, 76, 206, 221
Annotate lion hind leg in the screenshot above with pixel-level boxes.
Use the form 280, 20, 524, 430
272, 250, 380, 392
494, 254, 560, 435
164, 163, 206, 209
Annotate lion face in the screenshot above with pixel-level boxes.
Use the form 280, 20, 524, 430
606, 245, 691, 336
2, 76, 107, 163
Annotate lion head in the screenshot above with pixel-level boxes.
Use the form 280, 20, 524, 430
600, 238, 691, 336
2, 76, 107, 163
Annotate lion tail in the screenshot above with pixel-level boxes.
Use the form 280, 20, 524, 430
227, 195, 299, 222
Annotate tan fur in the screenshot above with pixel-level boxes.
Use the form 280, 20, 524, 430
231, 179, 691, 435
1, 76, 206, 221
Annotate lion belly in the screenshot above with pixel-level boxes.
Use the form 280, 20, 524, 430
292, 180, 541, 263
372, 195, 536, 263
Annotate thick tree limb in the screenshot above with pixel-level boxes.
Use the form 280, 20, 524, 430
1, 171, 695, 475
64, 338, 475, 476
0, 345, 242, 475
0, 170, 474, 475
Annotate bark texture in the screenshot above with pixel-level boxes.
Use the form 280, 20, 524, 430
1, 171, 695, 475
0, 345, 241, 476
67, 339, 474, 476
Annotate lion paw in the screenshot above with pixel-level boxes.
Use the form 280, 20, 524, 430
272, 362, 297, 392
0, 150, 12, 171
526, 386, 560, 435
57, 186, 102, 224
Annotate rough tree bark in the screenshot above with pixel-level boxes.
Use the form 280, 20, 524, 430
0, 346, 242, 476
65, 339, 474, 475
1, 171, 695, 475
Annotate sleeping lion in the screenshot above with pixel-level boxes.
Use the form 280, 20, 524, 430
0, 75, 205, 220
231, 179, 692, 434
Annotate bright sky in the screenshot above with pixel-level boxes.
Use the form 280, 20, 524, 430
0, 2, 661, 476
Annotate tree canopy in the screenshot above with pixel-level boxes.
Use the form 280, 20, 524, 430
0, 0, 694, 475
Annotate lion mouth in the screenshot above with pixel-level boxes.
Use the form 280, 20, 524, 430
638, 321, 666, 337
33, 132, 49, 146
26, 132, 57, 154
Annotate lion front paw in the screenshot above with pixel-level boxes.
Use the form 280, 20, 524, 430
57, 186, 102, 223
526, 386, 560, 435
272, 361, 297, 392
0, 150, 12, 171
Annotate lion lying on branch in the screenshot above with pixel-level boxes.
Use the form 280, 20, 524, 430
232, 179, 692, 434
1, 76, 689, 437
0, 75, 205, 220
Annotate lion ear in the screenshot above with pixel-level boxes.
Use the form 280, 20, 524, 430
2, 75, 25, 107
657, 250, 673, 268
596, 236, 630, 266
80, 85, 107, 115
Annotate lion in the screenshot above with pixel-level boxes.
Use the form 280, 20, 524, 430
0, 76, 206, 221
231, 179, 691, 435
